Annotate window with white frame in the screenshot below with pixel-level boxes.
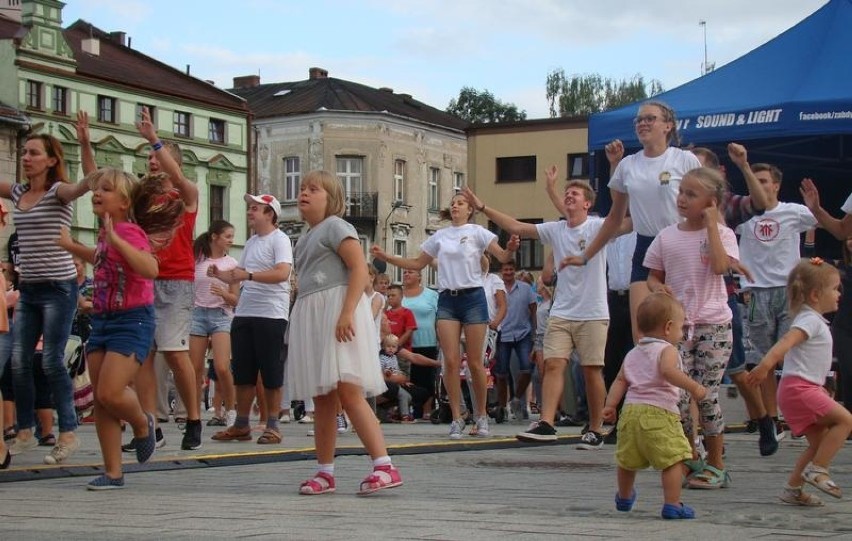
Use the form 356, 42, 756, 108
135, 103, 156, 126
428, 167, 440, 210
336, 156, 364, 214
393, 239, 406, 283
174, 110, 191, 137
453, 171, 464, 192
52, 86, 68, 115
25, 80, 42, 109
425, 264, 437, 289
208, 118, 225, 144
97, 95, 117, 123
393, 159, 405, 203
283, 157, 300, 201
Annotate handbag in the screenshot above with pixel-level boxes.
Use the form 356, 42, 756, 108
65, 335, 94, 419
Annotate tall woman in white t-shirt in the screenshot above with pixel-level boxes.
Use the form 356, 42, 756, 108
564, 102, 701, 342
372, 194, 517, 440
190, 220, 239, 427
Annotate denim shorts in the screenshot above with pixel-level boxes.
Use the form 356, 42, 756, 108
87, 305, 156, 364
190, 306, 233, 336
436, 287, 489, 325
630, 234, 655, 283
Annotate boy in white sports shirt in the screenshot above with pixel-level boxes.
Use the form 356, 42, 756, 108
738, 163, 817, 439
462, 167, 631, 449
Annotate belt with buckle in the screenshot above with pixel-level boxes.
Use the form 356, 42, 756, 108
445, 287, 479, 297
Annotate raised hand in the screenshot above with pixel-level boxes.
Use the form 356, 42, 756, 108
799, 178, 821, 212
74, 110, 91, 146
460, 186, 483, 211
370, 244, 388, 261
605, 139, 624, 166
727, 142, 748, 168
135, 106, 157, 144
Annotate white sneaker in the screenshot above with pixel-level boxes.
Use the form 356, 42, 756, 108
336, 414, 350, 434
299, 414, 314, 424
225, 410, 237, 427
278, 413, 291, 423
448, 419, 465, 440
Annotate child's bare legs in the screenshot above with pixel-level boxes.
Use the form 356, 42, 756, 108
661, 464, 685, 506
616, 466, 637, 500
790, 405, 852, 489
88, 351, 147, 479
312, 392, 339, 464
338, 382, 388, 459
704, 434, 724, 471
436, 320, 463, 420
463, 323, 488, 418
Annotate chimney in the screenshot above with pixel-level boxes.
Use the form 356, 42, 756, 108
233, 75, 261, 89
309, 67, 328, 80
109, 31, 126, 46
379, 87, 394, 93
81, 38, 100, 56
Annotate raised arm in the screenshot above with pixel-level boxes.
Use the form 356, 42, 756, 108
55, 110, 95, 204
800, 178, 848, 240
704, 204, 731, 275
461, 186, 539, 239
370, 245, 432, 272
136, 107, 198, 210
544, 165, 567, 219
728, 143, 768, 212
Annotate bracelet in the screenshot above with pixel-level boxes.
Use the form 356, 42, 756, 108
151, 140, 164, 151
248, 272, 253, 281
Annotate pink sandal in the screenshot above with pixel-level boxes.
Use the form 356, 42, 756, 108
299, 472, 335, 495
357, 464, 403, 496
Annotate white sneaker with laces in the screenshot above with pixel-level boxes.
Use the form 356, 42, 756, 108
448, 419, 465, 440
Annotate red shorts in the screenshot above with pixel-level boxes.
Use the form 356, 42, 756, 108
778, 376, 837, 437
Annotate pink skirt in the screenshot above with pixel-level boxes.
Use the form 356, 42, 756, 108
778, 376, 838, 437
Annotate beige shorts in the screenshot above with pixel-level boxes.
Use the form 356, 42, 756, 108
153, 280, 194, 351
542, 317, 608, 366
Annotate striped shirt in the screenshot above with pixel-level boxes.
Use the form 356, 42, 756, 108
11, 182, 76, 282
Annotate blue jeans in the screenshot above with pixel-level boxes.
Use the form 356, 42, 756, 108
12, 279, 79, 433
495, 332, 534, 377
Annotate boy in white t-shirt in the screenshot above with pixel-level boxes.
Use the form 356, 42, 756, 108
738, 164, 817, 438
462, 168, 631, 449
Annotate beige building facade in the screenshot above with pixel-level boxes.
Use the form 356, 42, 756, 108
466, 117, 590, 270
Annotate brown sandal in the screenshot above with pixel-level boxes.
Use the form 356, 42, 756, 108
256, 428, 282, 445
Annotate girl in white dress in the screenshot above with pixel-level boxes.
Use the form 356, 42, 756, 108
288, 170, 401, 496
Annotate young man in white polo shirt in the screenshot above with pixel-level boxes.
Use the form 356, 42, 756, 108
738, 163, 817, 439
463, 168, 629, 448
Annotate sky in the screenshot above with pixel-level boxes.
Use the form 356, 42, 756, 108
61, 0, 828, 119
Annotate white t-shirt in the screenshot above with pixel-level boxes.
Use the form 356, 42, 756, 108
781, 307, 832, 385
738, 202, 817, 288
643, 223, 739, 325
421, 224, 496, 291
483, 272, 506, 326
536, 217, 609, 321
606, 231, 637, 291
842, 192, 852, 214
236, 229, 293, 319
609, 147, 701, 237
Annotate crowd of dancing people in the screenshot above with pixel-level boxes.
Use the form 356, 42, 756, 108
0, 101, 850, 516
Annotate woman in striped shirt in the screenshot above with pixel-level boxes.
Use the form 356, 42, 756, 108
1, 125, 93, 465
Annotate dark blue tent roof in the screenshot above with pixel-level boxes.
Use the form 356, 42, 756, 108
588, 0, 852, 149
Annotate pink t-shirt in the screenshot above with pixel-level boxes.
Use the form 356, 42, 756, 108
93, 222, 154, 313
643, 222, 738, 325
623, 338, 682, 414
194, 256, 238, 312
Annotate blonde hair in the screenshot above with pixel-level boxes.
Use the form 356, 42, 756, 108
636, 293, 684, 335
382, 334, 399, 348
787, 259, 840, 315
302, 170, 345, 218
86, 167, 137, 219
684, 167, 727, 206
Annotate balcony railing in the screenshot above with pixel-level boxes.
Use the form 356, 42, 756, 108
344, 192, 378, 220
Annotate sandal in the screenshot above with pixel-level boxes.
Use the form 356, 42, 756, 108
802, 462, 842, 499
256, 428, 282, 445
687, 464, 731, 490
206, 416, 226, 427
38, 433, 56, 447
615, 489, 637, 512
299, 472, 335, 495
682, 458, 704, 488
357, 464, 403, 496
661, 502, 696, 519
780, 486, 823, 506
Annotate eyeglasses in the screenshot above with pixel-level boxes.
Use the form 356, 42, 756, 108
633, 114, 659, 126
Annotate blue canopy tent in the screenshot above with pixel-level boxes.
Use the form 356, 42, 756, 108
588, 0, 852, 239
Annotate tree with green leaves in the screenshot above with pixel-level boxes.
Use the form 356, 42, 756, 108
447, 87, 527, 124
546, 70, 664, 117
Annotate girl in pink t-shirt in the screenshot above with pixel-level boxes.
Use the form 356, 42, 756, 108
190, 220, 239, 427
748, 259, 851, 505
58, 167, 183, 490
644, 167, 739, 491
